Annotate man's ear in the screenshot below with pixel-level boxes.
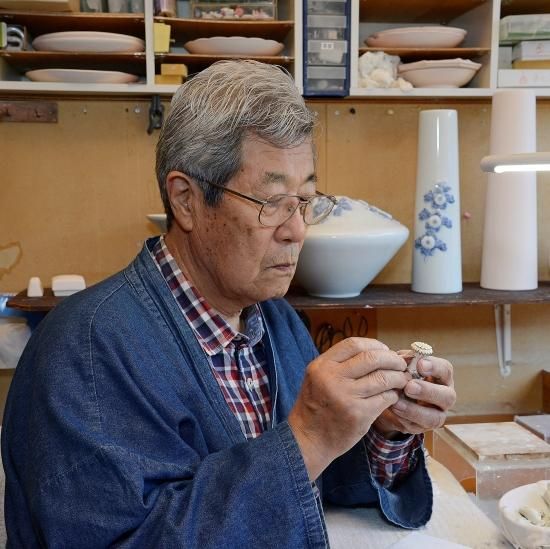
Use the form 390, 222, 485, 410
166, 171, 195, 231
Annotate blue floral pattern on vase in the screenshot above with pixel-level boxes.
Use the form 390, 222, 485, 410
415, 182, 455, 258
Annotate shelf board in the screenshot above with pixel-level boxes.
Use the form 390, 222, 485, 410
349, 86, 493, 98
286, 282, 550, 310
0, 10, 145, 36
1, 51, 146, 74
359, 0, 486, 23
155, 52, 293, 72
500, 0, 550, 16
155, 16, 294, 42
9, 282, 550, 313
358, 47, 490, 61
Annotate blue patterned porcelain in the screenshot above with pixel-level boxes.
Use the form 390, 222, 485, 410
295, 196, 409, 298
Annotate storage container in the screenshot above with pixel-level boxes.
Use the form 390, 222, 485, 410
191, 1, 275, 19
500, 14, 550, 44
307, 39, 347, 65
512, 40, 550, 61
306, 0, 346, 16
305, 65, 346, 92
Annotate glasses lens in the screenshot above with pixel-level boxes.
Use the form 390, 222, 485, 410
304, 195, 335, 225
260, 196, 299, 226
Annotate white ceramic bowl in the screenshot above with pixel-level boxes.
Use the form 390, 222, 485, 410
365, 26, 466, 48
499, 480, 550, 549
294, 196, 409, 298
398, 58, 481, 88
184, 36, 284, 56
146, 214, 167, 233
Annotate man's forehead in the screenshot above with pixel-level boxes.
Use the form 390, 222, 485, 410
260, 171, 317, 186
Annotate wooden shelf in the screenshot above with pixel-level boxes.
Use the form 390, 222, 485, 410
500, 0, 550, 16
9, 282, 550, 313
0, 11, 145, 36
359, 0, 486, 23
155, 16, 294, 42
286, 282, 550, 310
1, 51, 146, 74
358, 47, 490, 62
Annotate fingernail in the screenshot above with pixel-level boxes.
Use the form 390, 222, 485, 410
393, 399, 407, 412
407, 381, 421, 395
420, 359, 432, 374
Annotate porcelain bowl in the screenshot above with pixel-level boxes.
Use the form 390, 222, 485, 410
498, 481, 550, 549
294, 196, 409, 298
398, 58, 481, 88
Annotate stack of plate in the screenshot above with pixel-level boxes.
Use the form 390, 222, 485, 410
27, 31, 143, 83
365, 26, 467, 49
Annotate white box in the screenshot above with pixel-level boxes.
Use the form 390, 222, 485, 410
498, 69, 550, 87
499, 46, 512, 69
513, 40, 550, 61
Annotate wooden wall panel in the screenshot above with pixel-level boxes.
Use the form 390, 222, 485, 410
1, 98, 550, 418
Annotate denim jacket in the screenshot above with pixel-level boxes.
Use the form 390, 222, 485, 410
2, 238, 432, 548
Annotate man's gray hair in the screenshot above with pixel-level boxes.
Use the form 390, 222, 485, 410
155, 60, 317, 229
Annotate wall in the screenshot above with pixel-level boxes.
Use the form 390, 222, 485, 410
1, 98, 549, 418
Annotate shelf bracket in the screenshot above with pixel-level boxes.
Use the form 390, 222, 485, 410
494, 304, 512, 377
147, 95, 164, 135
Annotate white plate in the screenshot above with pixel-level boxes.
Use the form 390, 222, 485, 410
398, 58, 481, 88
366, 26, 467, 48
25, 69, 140, 84
32, 31, 145, 53
184, 36, 284, 56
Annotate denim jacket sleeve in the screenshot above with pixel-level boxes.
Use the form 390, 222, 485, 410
2, 281, 328, 548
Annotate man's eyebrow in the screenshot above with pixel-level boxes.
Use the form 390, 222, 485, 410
261, 172, 318, 185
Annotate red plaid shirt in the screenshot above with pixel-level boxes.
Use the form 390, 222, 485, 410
151, 236, 421, 486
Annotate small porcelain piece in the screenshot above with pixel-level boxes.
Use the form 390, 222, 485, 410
27, 276, 44, 297
51, 274, 86, 297
407, 341, 433, 378
499, 480, 550, 548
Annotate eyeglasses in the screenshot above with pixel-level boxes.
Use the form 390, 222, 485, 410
195, 178, 338, 227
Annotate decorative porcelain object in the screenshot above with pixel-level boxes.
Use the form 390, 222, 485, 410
499, 481, 550, 548
412, 110, 462, 294
397, 59, 481, 88
481, 89, 538, 290
365, 26, 466, 48
294, 196, 409, 298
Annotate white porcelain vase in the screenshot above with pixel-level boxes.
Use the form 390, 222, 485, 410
412, 109, 462, 294
294, 196, 409, 298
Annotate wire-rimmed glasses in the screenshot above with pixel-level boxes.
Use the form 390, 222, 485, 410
195, 178, 338, 227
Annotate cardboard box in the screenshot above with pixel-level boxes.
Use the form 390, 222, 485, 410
155, 74, 183, 85
160, 63, 188, 77
153, 22, 171, 53
513, 40, 550, 61
498, 68, 550, 87
0, 0, 79, 11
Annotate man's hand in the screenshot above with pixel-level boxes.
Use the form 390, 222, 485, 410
288, 338, 410, 480
373, 353, 456, 438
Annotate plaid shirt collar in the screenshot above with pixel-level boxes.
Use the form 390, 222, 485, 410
149, 236, 264, 356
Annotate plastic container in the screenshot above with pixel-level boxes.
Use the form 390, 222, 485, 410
80, 0, 104, 11
305, 65, 346, 92
108, 0, 129, 11
191, 1, 275, 19
500, 14, 550, 44
306, 0, 346, 16
307, 39, 347, 65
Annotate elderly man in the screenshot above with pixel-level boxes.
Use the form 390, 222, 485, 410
2, 60, 455, 547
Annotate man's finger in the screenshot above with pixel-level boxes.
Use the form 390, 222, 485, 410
320, 337, 389, 363
417, 356, 453, 386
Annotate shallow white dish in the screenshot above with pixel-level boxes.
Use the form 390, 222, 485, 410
294, 196, 409, 298
365, 26, 467, 49
26, 68, 140, 84
32, 31, 145, 53
184, 36, 284, 56
398, 58, 481, 88
147, 214, 167, 233
499, 481, 550, 549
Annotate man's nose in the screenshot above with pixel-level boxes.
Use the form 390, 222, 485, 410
276, 205, 307, 242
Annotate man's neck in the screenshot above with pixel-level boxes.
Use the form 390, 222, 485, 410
164, 233, 244, 333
